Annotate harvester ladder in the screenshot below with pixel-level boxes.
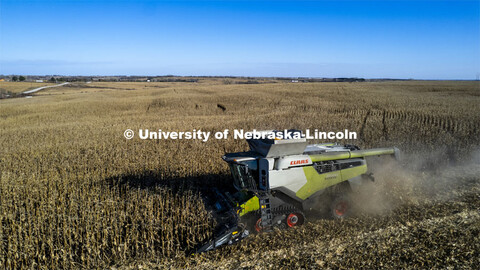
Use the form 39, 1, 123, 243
259, 193, 273, 232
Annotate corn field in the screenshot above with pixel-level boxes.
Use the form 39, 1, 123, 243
0, 80, 479, 269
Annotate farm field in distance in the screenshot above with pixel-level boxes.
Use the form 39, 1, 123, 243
0, 79, 479, 269
0, 81, 55, 93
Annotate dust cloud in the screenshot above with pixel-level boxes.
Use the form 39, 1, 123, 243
351, 149, 480, 217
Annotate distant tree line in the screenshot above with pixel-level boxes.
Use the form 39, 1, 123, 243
1, 75, 373, 83
11, 76, 26, 82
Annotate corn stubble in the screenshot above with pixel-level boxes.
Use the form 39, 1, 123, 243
0, 80, 479, 269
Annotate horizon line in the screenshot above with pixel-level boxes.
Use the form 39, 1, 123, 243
1, 74, 479, 81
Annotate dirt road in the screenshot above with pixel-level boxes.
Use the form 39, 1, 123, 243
22, 82, 69, 94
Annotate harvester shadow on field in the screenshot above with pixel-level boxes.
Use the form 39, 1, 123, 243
104, 170, 237, 212
103, 170, 245, 253
104, 170, 234, 194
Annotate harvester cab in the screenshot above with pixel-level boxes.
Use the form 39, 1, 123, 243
196, 130, 400, 253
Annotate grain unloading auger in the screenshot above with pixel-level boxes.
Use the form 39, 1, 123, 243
196, 131, 400, 253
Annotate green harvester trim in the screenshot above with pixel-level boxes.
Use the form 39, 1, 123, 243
297, 165, 367, 200
239, 195, 259, 216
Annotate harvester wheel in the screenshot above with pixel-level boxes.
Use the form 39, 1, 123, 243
330, 195, 352, 219
255, 218, 263, 232
286, 212, 305, 227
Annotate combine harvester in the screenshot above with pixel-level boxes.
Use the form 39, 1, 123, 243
197, 130, 400, 252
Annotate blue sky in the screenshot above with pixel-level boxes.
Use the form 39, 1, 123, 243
0, 0, 479, 79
